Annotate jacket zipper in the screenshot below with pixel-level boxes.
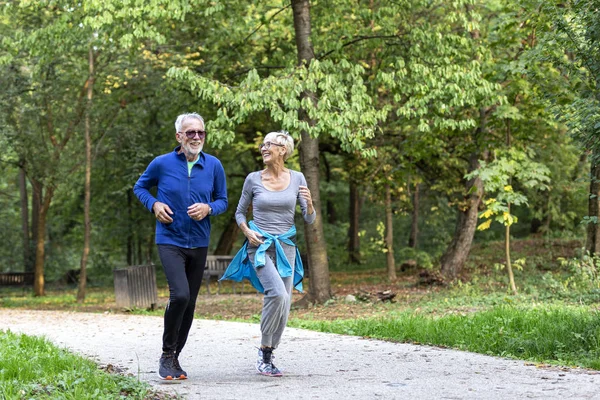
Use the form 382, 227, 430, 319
187, 163, 192, 248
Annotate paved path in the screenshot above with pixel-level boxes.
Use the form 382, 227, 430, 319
2, 309, 599, 400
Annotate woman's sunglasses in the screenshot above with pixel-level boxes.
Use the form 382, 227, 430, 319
259, 141, 285, 150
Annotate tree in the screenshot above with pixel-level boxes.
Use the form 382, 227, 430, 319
467, 149, 551, 294
532, 0, 600, 254
290, 0, 333, 303
77, 46, 95, 302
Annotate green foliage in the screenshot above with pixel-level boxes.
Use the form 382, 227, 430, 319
0, 330, 153, 399
468, 149, 551, 230
396, 247, 434, 270
167, 60, 387, 155
532, 0, 600, 157
559, 253, 600, 292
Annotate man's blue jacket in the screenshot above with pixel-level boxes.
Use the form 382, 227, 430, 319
133, 146, 227, 248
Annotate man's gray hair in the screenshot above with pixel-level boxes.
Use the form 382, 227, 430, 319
175, 113, 204, 132
265, 130, 294, 161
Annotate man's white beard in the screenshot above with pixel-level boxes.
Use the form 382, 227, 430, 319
186, 143, 203, 155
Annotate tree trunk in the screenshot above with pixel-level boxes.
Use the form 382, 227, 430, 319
298, 134, 331, 303
291, 0, 331, 304
214, 215, 240, 255
440, 152, 484, 280
18, 163, 32, 272
348, 179, 361, 263
586, 158, 600, 255
542, 192, 552, 234
146, 230, 155, 264
31, 178, 42, 266
77, 47, 94, 303
384, 184, 396, 281
127, 190, 134, 265
33, 185, 54, 297
137, 236, 143, 265
505, 216, 517, 295
322, 153, 336, 224
408, 183, 419, 249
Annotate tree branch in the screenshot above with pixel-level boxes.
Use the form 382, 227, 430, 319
317, 35, 399, 60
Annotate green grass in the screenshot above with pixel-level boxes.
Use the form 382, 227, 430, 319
0, 330, 160, 399
0, 287, 116, 308
289, 304, 600, 370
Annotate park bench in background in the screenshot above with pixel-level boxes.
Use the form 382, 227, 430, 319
204, 255, 248, 294
0, 272, 34, 286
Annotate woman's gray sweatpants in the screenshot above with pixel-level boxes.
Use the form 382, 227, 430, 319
248, 243, 295, 349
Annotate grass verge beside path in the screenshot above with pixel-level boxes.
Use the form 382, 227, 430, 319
289, 305, 600, 370
0, 330, 169, 400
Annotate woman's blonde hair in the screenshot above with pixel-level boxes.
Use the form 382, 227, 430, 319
264, 130, 294, 161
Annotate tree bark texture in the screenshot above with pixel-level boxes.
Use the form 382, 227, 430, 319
33, 185, 54, 296
408, 183, 419, 249
322, 153, 337, 224
348, 179, 361, 263
505, 223, 517, 295
18, 163, 32, 272
127, 190, 133, 265
77, 47, 94, 303
291, 0, 331, 303
385, 184, 396, 281
31, 179, 41, 266
586, 159, 600, 255
440, 152, 484, 280
298, 133, 331, 302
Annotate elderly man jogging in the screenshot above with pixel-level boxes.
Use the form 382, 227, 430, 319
134, 112, 228, 380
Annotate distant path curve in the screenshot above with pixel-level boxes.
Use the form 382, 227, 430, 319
2, 309, 599, 400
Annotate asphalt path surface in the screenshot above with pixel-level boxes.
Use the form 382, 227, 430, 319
2, 309, 600, 399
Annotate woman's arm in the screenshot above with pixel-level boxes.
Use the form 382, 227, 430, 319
297, 172, 316, 225
236, 173, 265, 245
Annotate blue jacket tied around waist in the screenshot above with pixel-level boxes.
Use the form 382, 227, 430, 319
220, 221, 304, 293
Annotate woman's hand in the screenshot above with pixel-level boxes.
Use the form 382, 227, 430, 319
243, 227, 264, 247
299, 185, 315, 215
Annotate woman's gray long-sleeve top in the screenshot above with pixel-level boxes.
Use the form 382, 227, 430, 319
235, 170, 316, 239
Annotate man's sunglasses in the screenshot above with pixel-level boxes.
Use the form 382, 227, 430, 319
179, 130, 206, 139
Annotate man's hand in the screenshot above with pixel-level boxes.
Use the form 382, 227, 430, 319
187, 203, 210, 221
153, 202, 174, 224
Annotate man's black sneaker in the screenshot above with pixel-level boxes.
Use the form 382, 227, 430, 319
158, 352, 186, 380
173, 356, 188, 379
256, 347, 282, 377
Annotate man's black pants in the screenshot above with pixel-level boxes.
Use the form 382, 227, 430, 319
157, 244, 208, 355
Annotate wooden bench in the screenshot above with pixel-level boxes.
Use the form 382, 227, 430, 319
203, 255, 236, 294
0, 272, 34, 286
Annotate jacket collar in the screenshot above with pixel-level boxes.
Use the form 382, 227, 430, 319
174, 145, 205, 167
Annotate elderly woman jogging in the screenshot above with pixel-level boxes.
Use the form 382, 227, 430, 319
221, 130, 315, 377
